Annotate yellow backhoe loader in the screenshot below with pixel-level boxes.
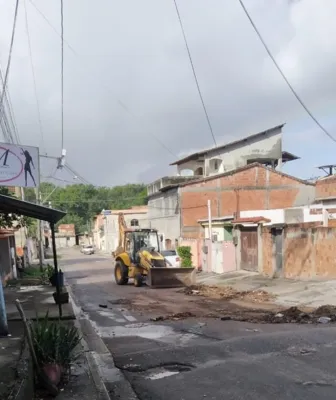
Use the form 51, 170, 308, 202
112, 213, 195, 288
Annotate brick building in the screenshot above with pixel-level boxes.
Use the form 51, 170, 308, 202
179, 163, 315, 239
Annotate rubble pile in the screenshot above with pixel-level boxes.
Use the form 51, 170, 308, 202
150, 312, 196, 322
264, 305, 336, 324
182, 285, 275, 303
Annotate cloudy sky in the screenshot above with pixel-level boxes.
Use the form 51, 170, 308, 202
0, 0, 335, 186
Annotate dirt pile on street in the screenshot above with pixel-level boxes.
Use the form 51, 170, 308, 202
264, 305, 336, 324
182, 285, 275, 303
150, 312, 196, 322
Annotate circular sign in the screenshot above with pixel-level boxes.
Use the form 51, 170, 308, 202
0, 146, 24, 182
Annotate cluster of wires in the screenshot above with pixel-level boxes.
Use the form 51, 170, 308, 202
0, 0, 20, 145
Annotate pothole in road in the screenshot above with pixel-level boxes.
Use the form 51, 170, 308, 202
108, 299, 132, 305
146, 364, 194, 380
122, 362, 195, 379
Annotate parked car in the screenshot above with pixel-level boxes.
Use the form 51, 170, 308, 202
80, 244, 85, 253
82, 245, 94, 255
162, 250, 180, 267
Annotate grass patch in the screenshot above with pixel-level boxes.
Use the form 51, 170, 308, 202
23, 264, 52, 278
23, 266, 44, 277
6, 279, 19, 286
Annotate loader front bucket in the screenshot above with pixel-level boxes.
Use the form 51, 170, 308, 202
147, 267, 196, 288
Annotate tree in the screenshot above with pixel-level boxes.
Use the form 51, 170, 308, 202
0, 187, 28, 229
32, 182, 148, 234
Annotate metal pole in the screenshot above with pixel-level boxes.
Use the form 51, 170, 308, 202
51, 222, 62, 318
207, 199, 213, 242
34, 189, 44, 271
0, 279, 8, 336
207, 199, 213, 273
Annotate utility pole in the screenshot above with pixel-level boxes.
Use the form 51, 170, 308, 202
207, 199, 213, 270
35, 188, 44, 271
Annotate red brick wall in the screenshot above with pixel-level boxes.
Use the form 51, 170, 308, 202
58, 224, 75, 236
180, 165, 314, 238
316, 176, 336, 199
283, 226, 336, 279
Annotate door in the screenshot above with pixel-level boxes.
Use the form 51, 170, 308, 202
212, 241, 223, 274
240, 227, 258, 272
274, 229, 283, 277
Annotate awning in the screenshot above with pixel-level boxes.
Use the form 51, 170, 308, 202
232, 216, 271, 225
0, 194, 66, 223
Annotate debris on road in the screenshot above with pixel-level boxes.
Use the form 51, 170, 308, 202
99, 304, 107, 308
150, 312, 196, 322
317, 317, 331, 324
264, 305, 336, 324
182, 285, 276, 303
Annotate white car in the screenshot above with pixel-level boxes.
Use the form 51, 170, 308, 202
82, 245, 94, 255
162, 250, 180, 267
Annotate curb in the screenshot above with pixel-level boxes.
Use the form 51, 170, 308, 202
66, 284, 138, 400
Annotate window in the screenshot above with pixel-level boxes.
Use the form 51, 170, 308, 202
224, 225, 233, 241
131, 219, 139, 227
209, 158, 222, 173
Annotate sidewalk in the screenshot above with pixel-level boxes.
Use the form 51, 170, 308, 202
2, 284, 103, 399
196, 271, 336, 308
5, 285, 75, 321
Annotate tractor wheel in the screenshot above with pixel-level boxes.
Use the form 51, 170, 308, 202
134, 273, 143, 287
114, 261, 129, 285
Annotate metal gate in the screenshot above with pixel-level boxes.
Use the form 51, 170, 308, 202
274, 229, 283, 277
241, 228, 258, 272
212, 242, 223, 274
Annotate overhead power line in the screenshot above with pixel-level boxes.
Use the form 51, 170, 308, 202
237, 0, 336, 143
173, 0, 217, 147
0, 68, 20, 144
29, 0, 178, 161
60, 0, 64, 150
0, 0, 20, 138
24, 0, 46, 154
28, 0, 77, 55
118, 100, 178, 158
65, 163, 91, 185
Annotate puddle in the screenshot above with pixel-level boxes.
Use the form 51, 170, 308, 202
111, 323, 174, 340
148, 371, 179, 380
146, 364, 194, 380
19, 286, 46, 292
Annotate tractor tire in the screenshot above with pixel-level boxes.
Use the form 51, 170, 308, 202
114, 261, 129, 285
134, 273, 143, 287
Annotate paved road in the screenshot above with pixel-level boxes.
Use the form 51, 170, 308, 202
62, 249, 336, 400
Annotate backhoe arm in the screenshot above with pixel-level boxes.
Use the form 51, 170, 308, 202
118, 213, 127, 248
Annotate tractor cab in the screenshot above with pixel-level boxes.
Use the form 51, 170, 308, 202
124, 229, 160, 264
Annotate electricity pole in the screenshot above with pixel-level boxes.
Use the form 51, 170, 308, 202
35, 189, 44, 271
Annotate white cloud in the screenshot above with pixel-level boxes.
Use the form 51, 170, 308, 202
0, 0, 335, 186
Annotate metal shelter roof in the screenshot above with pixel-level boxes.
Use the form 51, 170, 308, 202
0, 194, 66, 223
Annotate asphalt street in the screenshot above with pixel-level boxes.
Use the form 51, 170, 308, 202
61, 248, 336, 400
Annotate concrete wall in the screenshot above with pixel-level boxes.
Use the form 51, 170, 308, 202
148, 188, 180, 250
55, 236, 76, 249
176, 126, 282, 177
240, 206, 323, 225
180, 164, 316, 238
262, 224, 336, 279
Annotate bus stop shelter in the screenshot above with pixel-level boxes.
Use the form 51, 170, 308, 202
0, 194, 66, 327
